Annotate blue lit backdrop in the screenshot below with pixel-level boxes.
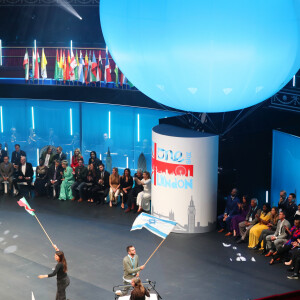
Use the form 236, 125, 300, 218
271, 130, 300, 206
100, 0, 300, 113
0, 99, 179, 171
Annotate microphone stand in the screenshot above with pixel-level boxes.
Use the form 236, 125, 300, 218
147, 280, 162, 299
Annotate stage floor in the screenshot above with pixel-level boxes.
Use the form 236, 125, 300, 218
0, 195, 299, 300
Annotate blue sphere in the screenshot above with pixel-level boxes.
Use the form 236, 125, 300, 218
100, 0, 300, 112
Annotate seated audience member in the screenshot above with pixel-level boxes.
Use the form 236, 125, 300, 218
130, 277, 150, 300
86, 163, 97, 203
58, 160, 75, 201
53, 146, 67, 162
0, 156, 14, 192
13, 156, 33, 195
281, 193, 298, 225
278, 190, 288, 211
11, 144, 26, 174
88, 151, 102, 168
46, 159, 62, 198
248, 203, 271, 248
125, 169, 143, 213
120, 168, 133, 209
270, 217, 300, 265
71, 158, 88, 202
109, 167, 120, 207
254, 206, 279, 251
91, 163, 110, 205
228, 195, 250, 237
286, 238, 300, 279
237, 198, 261, 243
0, 144, 7, 163
135, 171, 151, 213
34, 158, 48, 196
41, 146, 54, 168
71, 148, 83, 171
217, 188, 240, 234
264, 211, 290, 256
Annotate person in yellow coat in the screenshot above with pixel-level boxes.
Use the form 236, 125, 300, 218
248, 203, 271, 248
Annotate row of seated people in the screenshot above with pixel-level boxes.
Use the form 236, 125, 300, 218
0, 148, 152, 212
218, 188, 300, 279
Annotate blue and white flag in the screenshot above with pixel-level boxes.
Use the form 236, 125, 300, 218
131, 213, 177, 239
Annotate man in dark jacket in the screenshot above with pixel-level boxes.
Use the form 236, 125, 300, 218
71, 158, 87, 202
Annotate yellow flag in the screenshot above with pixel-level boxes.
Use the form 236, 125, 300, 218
41, 48, 47, 79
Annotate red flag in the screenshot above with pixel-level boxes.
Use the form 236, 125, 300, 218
34, 48, 39, 79
66, 50, 70, 80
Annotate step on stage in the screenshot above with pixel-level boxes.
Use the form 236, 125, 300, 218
0, 195, 299, 300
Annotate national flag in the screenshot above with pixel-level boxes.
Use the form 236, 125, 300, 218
86, 51, 92, 83
32, 48, 35, 79
58, 49, 63, 80
66, 50, 70, 81
23, 49, 29, 80
128, 80, 135, 88
120, 72, 126, 87
41, 48, 47, 79
63, 50, 67, 81
74, 50, 79, 81
78, 51, 85, 84
33, 48, 40, 79
105, 46, 112, 83
54, 49, 59, 80
69, 49, 77, 81
131, 212, 177, 239
17, 197, 35, 216
114, 64, 119, 87
90, 51, 97, 83
84, 50, 89, 83
96, 50, 103, 82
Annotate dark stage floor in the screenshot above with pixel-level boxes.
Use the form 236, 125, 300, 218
0, 195, 299, 300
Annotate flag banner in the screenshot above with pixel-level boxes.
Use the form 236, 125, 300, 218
17, 197, 35, 216
23, 49, 29, 80
54, 49, 59, 80
66, 50, 70, 81
84, 50, 89, 83
96, 50, 102, 82
105, 46, 112, 83
114, 64, 119, 87
59, 49, 63, 80
41, 48, 47, 79
69, 49, 77, 81
33, 48, 40, 79
78, 51, 85, 84
91, 51, 97, 83
74, 50, 79, 81
131, 212, 177, 239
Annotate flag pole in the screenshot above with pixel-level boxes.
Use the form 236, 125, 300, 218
34, 214, 55, 248
143, 238, 166, 267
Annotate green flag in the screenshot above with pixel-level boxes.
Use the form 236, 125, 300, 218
75, 50, 79, 81
128, 80, 134, 88
114, 64, 119, 87
54, 49, 59, 80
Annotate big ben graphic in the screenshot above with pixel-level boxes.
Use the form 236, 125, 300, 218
188, 197, 196, 233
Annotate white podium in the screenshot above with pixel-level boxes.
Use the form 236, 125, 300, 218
151, 124, 219, 233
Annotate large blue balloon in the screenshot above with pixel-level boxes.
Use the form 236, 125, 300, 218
100, 0, 300, 112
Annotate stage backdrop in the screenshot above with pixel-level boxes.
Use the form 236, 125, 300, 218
151, 124, 219, 233
271, 130, 300, 206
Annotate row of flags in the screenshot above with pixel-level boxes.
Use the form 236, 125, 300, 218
23, 47, 133, 87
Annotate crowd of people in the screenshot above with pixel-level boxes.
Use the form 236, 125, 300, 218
218, 188, 300, 279
0, 143, 152, 213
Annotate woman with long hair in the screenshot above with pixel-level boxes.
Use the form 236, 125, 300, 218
109, 167, 120, 207
120, 168, 133, 209
86, 163, 97, 203
58, 160, 75, 201
71, 148, 83, 171
38, 246, 70, 300
135, 171, 151, 213
130, 277, 150, 300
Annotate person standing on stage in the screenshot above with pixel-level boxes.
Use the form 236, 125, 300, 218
130, 277, 150, 300
38, 245, 70, 300
123, 245, 145, 286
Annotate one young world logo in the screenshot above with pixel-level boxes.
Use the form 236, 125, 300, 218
152, 142, 194, 189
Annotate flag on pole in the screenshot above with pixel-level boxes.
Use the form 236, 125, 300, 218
114, 64, 119, 87
69, 49, 77, 81
23, 49, 29, 81
34, 48, 40, 79
84, 50, 89, 83
78, 51, 85, 84
74, 50, 79, 81
54, 49, 59, 80
128, 80, 135, 88
41, 48, 47, 79
66, 50, 70, 81
90, 51, 97, 83
105, 46, 112, 83
63, 50, 67, 81
17, 197, 35, 216
96, 50, 102, 82
58, 49, 63, 80
131, 213, 177, 239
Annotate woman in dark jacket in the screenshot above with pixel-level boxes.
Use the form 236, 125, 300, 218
130, 277, 150, 300
38, 246, 70, 300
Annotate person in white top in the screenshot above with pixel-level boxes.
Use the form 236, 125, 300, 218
134, 171, 151, 213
